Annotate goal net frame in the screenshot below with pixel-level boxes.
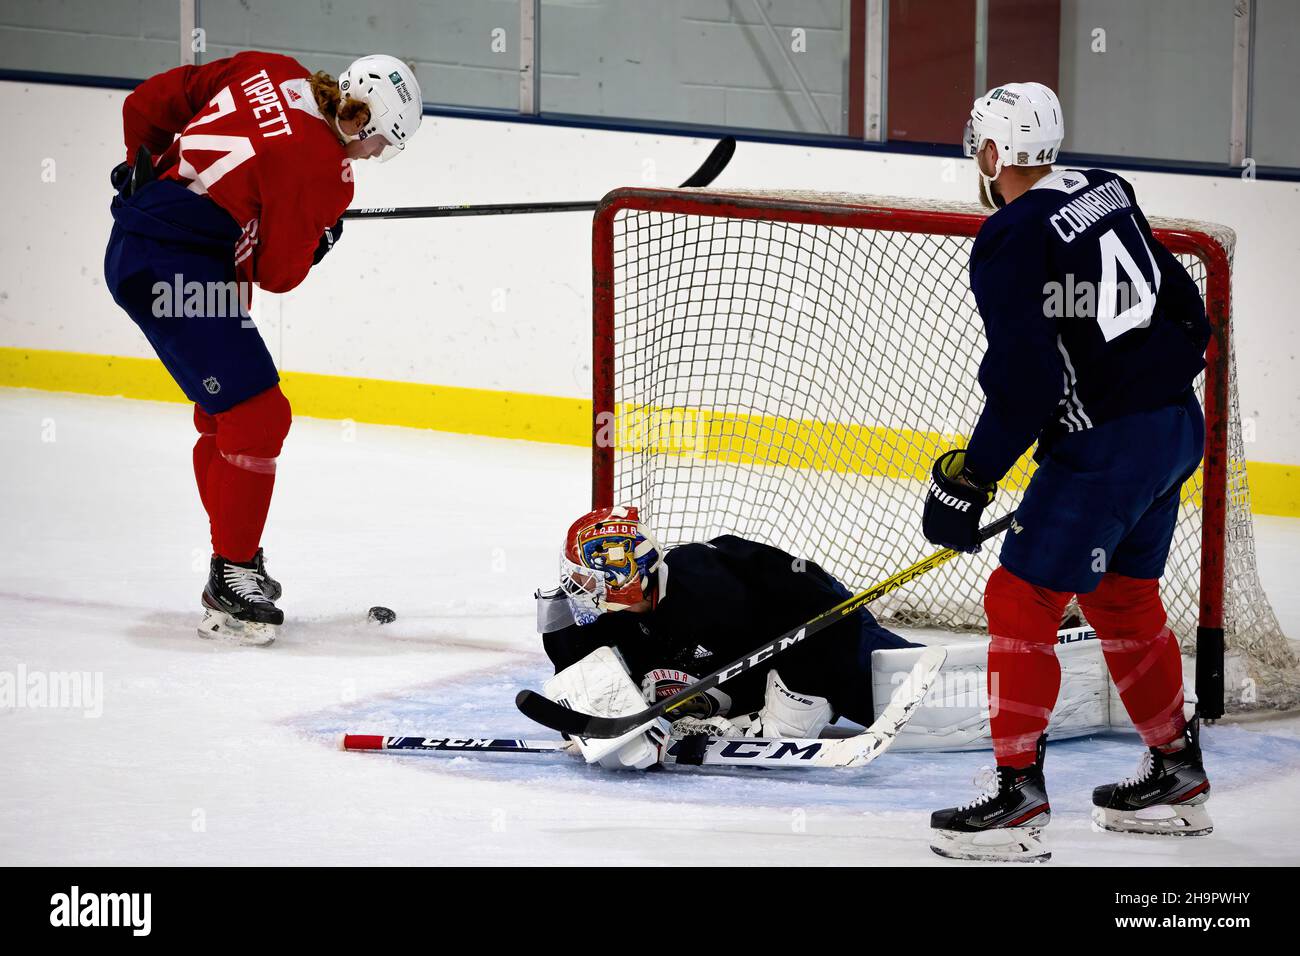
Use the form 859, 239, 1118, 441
590, 186, 1283, 719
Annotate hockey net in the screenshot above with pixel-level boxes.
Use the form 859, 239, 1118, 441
591, 187, 1298, 716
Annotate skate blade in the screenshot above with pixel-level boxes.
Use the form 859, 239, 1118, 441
930, 824, 1051, 863
1091, 803, 1213, 836
198, 608, 277, 647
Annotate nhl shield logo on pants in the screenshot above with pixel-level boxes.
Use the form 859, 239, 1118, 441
203, 376, 221, 395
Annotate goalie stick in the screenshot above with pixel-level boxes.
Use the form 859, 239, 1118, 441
516, 515, 1015, 738
344, 733, 837, 768
343, 646, 945, 770
341, 136, 736, 221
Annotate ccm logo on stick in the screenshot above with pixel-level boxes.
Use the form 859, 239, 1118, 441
719, 628, 808, 680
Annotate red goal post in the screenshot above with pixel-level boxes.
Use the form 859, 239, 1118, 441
590, 187, 1293, 717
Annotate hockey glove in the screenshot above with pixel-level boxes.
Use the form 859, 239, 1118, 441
110, 145, 155, 198
922, 449, 995, 554
312, 219, 344, 265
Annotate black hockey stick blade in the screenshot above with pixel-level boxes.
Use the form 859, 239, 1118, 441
514, 690, 634, 738
677, 136, 735, 188
515, 512, 1016, 738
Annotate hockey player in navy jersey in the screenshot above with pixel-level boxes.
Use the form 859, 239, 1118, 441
921, 83, 1213, 861
534, 506, 917, 769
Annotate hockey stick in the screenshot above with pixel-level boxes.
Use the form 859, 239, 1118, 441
811, 645, 945, 767
516, 514, 1015, 738
344, 735, 567, 755
344, 732, 832, 768
341, 136, 736, 222
342, 648, 943, 770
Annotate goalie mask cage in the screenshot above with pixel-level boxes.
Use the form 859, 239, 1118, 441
590, 187, 1298, 718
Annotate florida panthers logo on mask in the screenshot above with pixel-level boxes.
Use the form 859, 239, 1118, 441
559, 506, 663, 626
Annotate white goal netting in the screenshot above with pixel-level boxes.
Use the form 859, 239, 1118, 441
595, 189, 1298, 714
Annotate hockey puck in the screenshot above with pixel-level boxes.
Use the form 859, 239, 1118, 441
368, 606, 396, 624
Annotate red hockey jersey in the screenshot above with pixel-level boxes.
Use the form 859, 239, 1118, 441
122, 51, 354, 293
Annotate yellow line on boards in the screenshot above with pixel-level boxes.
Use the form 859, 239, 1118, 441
2, 346, 1296, 517
0, 346, 589, 446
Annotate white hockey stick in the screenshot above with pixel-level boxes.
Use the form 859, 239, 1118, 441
812, 645, 946, 767
342, 647, 946, 771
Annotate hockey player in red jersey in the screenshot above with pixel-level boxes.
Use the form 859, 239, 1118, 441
104, 51, 423, 645
921, 83, 1213, 861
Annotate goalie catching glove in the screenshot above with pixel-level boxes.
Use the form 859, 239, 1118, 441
922, 449, 996, 553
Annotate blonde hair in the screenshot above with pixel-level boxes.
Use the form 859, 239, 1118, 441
309, 71, 371, 127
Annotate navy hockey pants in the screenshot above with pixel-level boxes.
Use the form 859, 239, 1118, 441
104, 179, 279, 414
1001, 390, 1205, 594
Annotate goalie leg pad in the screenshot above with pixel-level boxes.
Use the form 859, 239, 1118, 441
750, 669, 832, 739
870, 632, 1112, 752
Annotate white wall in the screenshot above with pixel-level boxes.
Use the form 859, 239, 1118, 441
3, 80, 1299, 464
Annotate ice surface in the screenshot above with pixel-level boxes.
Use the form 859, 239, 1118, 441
2, 390, 1298, 865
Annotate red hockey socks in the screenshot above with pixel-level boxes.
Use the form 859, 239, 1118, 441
201, 386, 292, 564
1078, 573, 1186, 747
984, 566, 1073, 768
192, 405, 219, 533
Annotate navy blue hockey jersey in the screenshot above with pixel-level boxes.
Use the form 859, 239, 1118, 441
963, 168, 1210, 484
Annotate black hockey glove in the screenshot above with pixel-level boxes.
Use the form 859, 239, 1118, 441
922, 449, 995, 554
312, 219, 344, 265
110, 145, 155, 198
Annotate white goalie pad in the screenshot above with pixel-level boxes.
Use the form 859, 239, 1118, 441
542, 645, 669, 770
751, 669, 833, 739
871, 626, 1131, 752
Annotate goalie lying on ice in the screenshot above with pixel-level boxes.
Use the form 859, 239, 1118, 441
537, 506, 1138, 770
538, 505, 919, 768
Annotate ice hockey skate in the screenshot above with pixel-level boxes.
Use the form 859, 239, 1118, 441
931, 735, 1052, 863
251, 546, 282, 602
1092, 715, 1213, 836
199, 554, 283, 647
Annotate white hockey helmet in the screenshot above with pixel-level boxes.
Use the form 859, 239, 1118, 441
336, 54, 423, 162
964, 82, 1064, 180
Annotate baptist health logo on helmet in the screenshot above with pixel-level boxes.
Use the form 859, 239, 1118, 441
389, 70, 413, 104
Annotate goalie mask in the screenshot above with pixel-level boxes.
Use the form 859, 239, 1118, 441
336, 54, 423, 162
560, 506, 664, 626
964, 82, 1063, 208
